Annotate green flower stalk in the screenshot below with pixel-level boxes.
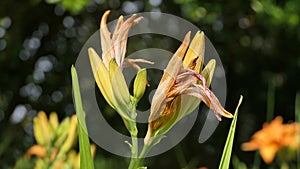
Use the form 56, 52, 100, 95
88, 11, 154, 166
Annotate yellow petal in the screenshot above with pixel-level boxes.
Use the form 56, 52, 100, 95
88, 48, 115, 109
54, 117, 69, 147
33, 117, 46, 146
176, 95, 200, 121
60, 115, 77, 155
133, 68, 147, 102
201, 59, 216, 87
109, 59, 134, 119
49, 112, 59, 131
37, 111, 51, 146
183, 31, 205, 72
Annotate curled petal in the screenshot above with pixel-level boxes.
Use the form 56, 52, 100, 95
184, 85, 233, 120
112, 14, 143, 69
25, 145, 46, 159
124, 58, 154, 71
100, 10, 113, 68
112, 15, 124, 40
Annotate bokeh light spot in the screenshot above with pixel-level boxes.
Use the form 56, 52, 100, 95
0, 27, 6, 38
10, 105, 27, 124
51, 91, 63, 103
54, 5, 65, 16
122, 1, 139, 14
35, 56, 53, 73
251, 1, 263, 13
238, 17, 251, 29
149, 0, 162, 7
212, 20, 223, 31
19, 49, 31, 61
1, 17, 12, 29
63, 16, 75, 28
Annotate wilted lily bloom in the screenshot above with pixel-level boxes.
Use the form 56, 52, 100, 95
242, 116, 300, 164
88, 10, 153, 123
145, 31, 233, 145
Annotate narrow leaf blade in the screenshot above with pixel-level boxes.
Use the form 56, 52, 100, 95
218, 96, 243, 169
71, 65, 94, 169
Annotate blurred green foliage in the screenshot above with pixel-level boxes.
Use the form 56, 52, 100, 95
0, 0, 299, 168
45, 0, 90, 14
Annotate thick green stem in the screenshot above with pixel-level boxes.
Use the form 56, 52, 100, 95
128, 137, 138, 169
128, 144, 151, 169
127, 103, 139, 169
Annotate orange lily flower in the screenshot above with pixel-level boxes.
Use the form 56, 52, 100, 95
242, 116, 300, 164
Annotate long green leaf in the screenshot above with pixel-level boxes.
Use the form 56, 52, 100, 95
218, 95, 243, 169
71, 65, 94, 169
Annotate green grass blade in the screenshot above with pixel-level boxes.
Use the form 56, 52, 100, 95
295, 93, 300, 169
218, 95, 243, 169
71, 65, 94, 169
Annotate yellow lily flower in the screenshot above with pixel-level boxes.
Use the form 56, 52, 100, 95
25, 111, 96, 169
145, 31, 233, 145
88, 11, 152, 123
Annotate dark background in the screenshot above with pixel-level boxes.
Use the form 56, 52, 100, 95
0, 0, 299, 168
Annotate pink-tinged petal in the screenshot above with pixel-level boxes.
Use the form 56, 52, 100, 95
149, 32, 190, 122
112, 15, 124, 41
166, 77, 196, 101
112, 14, 143, 69
124, 58, 154, 71
100, 10, 113, 68
183, 84, 233, 121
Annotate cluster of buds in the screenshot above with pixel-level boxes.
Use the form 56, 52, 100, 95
25, 111, 95, 169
